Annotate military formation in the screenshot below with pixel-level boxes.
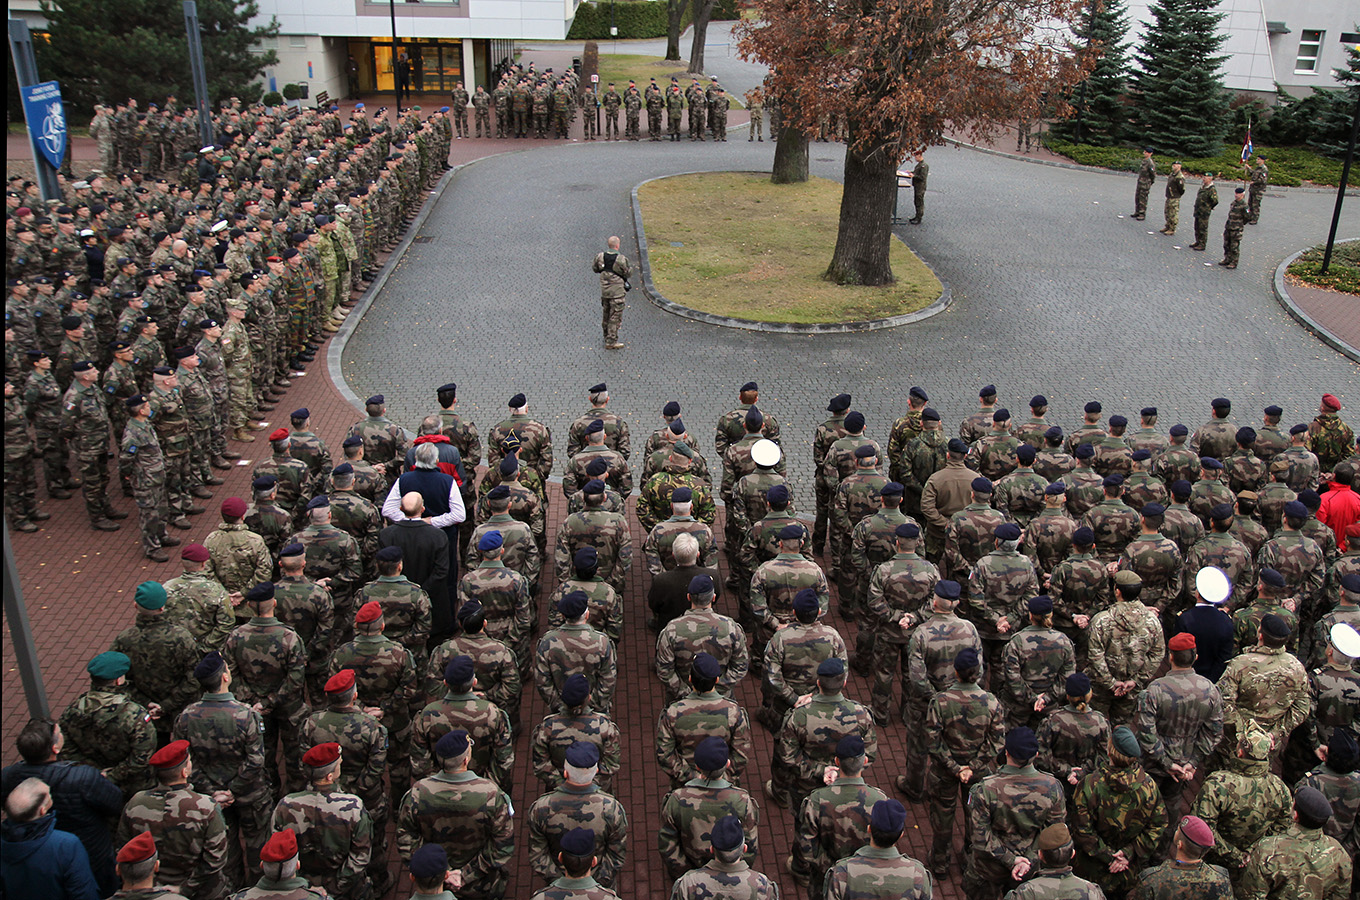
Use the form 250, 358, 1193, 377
1131, 148, 1270, 270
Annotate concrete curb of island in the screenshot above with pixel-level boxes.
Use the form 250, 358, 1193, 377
943, 137, 1359, 197
1271, 240, 1360, 365
631, 171, 952, 333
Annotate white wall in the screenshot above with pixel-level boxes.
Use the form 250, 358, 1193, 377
256, 35, 350, 104
249, 0, 571, 41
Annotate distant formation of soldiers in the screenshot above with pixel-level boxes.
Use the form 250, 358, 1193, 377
4, 364, 1359, 900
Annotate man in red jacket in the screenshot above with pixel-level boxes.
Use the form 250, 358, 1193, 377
1319, 462, 1360, 552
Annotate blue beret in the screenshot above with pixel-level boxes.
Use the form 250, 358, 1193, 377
980, 384, 997, 397
689, 574, 714, 594
1084, 401, 1102, 414
672, 487, 693, 503
1045, 482, 1066, 495
1237, 427, 1257, 444
1143, 503, 1168, 517
879, 481, 904, 497
663, 401, 681, 416
836, 734, 866, 758
793, 588, 820, 616
921, 407, 940, 421
1073, 526, 1095, 545
1028, 595, 1053, 614
1209, 503, 1234, 521
993, 408, 1011, 422
740, 381, 758, 392
767, 484, 789, 504
581, 479, 605, 496
1066, 672, 1091, 695
935, 580, 961, 600
948, 438, 969, 454
1169, 424, 1189, 437
744, 407, 763, 428
565, 741, 600, 768
457, 599, 483, 622
435, 729, 470, 758
1290, 423, 1310, 435
1075, 443, 1095, 459
778, 524, 804, 540
439, 106, 450, 113
871, 799, 907, 833
1263, 405, 1282, 417
711, 814, 744, 851
1006, 726, 1039, 759
291, 408, 309, 419
1109, 414, 1127, 427
486, 485, 511, 501
88, 650, 131, 680
193, 651, 225, 682
1260, 567, 1287, 588
409, 844, 449, 879
1340, 573, 1360, 594
508, 392, 526, 407
971, 477, 993, 493
1170, 480, 1193, 499
306, 495, 330, 509
366, 395, 384, 405
692, 651, 721, 680
669, 419, 686, 435
585, 418, 604, 434
910, 386, 928, 401
694, 736, 729, 771
853, 443, 876, 459
817, 658, 845, 677
498, 456, 518, 476
1200, 457, 1223, 470
279, 542, 305, 558
1283, 500, 1308, 518
559, 827, 595, 857
444, 655, 475, 685
1045, 426, 1063, 441
1131, 449, 1152, 461
586, 457, 610, 476
995, 523, 1022, 541
1211, 397, 1231, 410
1016, 444, 1036, 463
1103, 474, 1124, 487
955, 647, 979, 670
574, 546, 598, 569
587, 382, 608, 395
845, 411, 865, 431
1140, 407, 1157, 416
1031, 395, 1048, 407
895, 522, 920, 539
438, 383, 457, 394
342, 435, 363, 448
332, 462, 354, 476
244, 582, 275, 604
558, 590, 589, 619
828, 393, 851, 412
561, 674, 590, 706
478, 530, 504, 551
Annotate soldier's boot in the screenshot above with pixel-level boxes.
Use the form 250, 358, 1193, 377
91, 517, 122, 531
233, 427, 257, 442
215, 452, 239, 464
146, 548, 170, 562
191, 485, 215, 500
762, 778, 789, 809
160, 535, 181, 547
102, 506, 129, 520
784, 856, 811, 887
170, 516, 193, 529
11, 517, 38, 533
895, 773, 924, 803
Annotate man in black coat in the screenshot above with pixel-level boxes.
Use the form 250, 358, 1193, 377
1176, 565, 1236, 682
647, 531, 721, 631
379, 490, 452, 644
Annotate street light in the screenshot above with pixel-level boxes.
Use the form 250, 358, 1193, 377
390, 0, 402, 115
1320, 32, 1360, 276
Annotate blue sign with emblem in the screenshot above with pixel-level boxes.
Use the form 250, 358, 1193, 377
21, 81, 67, 170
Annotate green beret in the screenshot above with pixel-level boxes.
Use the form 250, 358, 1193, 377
134, 580, 167, 610
88, 651, 131, 680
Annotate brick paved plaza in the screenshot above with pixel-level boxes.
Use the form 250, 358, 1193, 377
5, 33, 1358, 899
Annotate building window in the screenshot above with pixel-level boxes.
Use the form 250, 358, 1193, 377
289, 34, 307, 48
1295, 30, 1323, 73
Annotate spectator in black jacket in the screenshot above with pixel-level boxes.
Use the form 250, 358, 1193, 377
1177, 565, 1236, 682
647, 532, 721, 632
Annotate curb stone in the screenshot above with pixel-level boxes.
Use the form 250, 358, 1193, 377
1270, 239, 1360, 365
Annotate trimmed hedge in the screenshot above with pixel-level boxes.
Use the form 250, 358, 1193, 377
1041, 136, 1360, 188
568, 0, 738, 41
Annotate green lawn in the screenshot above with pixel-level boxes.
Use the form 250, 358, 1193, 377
1287, 242, 1360, 295
640, 172, 942, 323
1042, 137, 1359, 188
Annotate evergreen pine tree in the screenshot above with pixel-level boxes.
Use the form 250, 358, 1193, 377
37, 0, 279, 112
1310, 40, 1360, 159
1052, 0, 1132, 144
1131, 0, 1230, 156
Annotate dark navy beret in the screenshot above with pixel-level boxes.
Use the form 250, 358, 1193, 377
435, 729, 470, 758
1283, 500, 1308, 518
993, 408, 1011, 422
1027, 594, 1053, 614
565, 741, 600, 768
444, 655, 475, 685
585, 457, 609, 476
871, 799, 906, 833
979, 385, 997, 397
1031, 395, 1048, 407
561, 674, 590, 706
954, 647, 979, 670
1084, 401, 1102, 414
409, 844, 448, 878
1066, 672, 1091, 695
585, 418, 604, 434
767, 484, 789, 504
895, 522, 920, 539
740, 381, 758, 392
1006, 726, 1039, 759
935, 580, 961, 600
672, 487, 693, 503
508, 392, 526, 407
1045, 482, 1066, 495
948, 438, 969, 454
793, 588, 820, 616
694, 735, 729, 771
845, 411, 865, 431
559, 827, 595, 857
558, 590, 589, 619
486, 485, 511, 500
921, 408, 940, 422
910, 387, 928, 401
995, 523, 1022, 541
711, 814, 743, 851
1075, 444, 1095, 459
836, 734, 866, 758
817, 658, 845, 677
692, 651, 721, 680
1073, 526, 1095, 544
1260, 567, 1287, 588
972, 477, 993, 493
574, 546, 598, 569
828, 393, 851, 412
663, 401, 680, 416
689, 574, 715, 594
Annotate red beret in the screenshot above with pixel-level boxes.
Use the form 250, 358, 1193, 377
1168, 633, 1196, 652
148, 739, 190, 769
1322, 393, 1342, 412
181, 542, 210, 562
355, 601, 383, 624
260, 829, 299, 862
268, 428, 290, 442
117, 831, 158, 864
301, 742, 341, 767
325, 669, 356, 693
220, 497, 247, 518
1179, 815, 1214, 848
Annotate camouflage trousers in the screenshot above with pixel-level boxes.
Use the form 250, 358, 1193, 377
496, 108, 509, 137
1134, 180, 1152, 217
287, 301, 308, 356
927, 761, 974, 872
813, 481, 831, 549
475, 108, 491, 137
111, 410, 133, 494
228, 371, 254, 429
1222, 226, 1243, 266
1057, 624, 1091, 673
1247, 185, 1263, 223
224, 798, 273, 885
924, 526, 947, 566
1164, 196, 1181, 233
980, 636, 1008, 693
668, 113, 681, 138
133, 467, 169, 555
748, 109, 762, 141
387, 710, 414, 800
453, 108, 468, 137
76, 450, 111, 523
207, 388, 229, 458
601, 296, 624, 345
361, 790, 391, 881
962, 847, 1019, 900
870, 636, 912, 724
263, 704, 309, 795
35, 424, 71, 493
98, 139, 115, 174
648, 111, 662, 140
4, 451, 39, 524
189, 427, 214, 486
164, 451, 193, 514
533, 111, 549, 137
583, 109, 599, 139
1193, 214, 1212, 249
852, 615, 875, 677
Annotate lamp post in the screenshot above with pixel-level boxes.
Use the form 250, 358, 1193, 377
390, 0, 402, 115
1320, 33, 1360, 276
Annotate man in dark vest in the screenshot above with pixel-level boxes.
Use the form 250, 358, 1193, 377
381, 441, 462, 641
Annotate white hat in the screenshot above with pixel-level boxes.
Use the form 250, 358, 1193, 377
751, 439, 781, 468
1195, 567, 1231, 605
200, 145, 215, 154
1331, 623, 1360, 659
210, 220, 229, 233
79, 229, 95, 237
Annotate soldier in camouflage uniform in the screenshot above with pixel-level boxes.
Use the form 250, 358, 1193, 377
206, 498, 274, 604
163, 543, 237, 652
1218, 613, 1311, 758
656, 650, 753, 787
1087, 571, 1164, 725
246, 476, 296, 558
886, 388, 929, 483
816, 393, 854, 551
1294, 727, 1360, 868
946, 477, 1006, 584
790, 734, 885, 897
902, 408, 949, 522
1070, 726, 1166, 897
1001, 596, 1076, 730
395, 729, 515, 900
1189, 458, 1236, 526
639, 441, 716, 532
117, 740, 230, 900
1278, 425, 1321, 493
715, 381, 781, 469
460, 532, 534, 678
1232, 569, 1299, 654
830, 446, 888, 594
1190, 399, 1237, 462
325, 464, 381, 572
412, 655, 514, 788
1257, 460, 1298, 534
535, 591, 617, 716
967, 408, 1021, 481
1224, 426, 1267, 494
762, 590, 849, 732
847, 482, 913, 668
253, 430, 314, 518
110, 581, 201, 742
1048, 528, 1111, 670
565, 384, 630, 460
532, 674, 621, 793
1001, 824, 1106, 900
172, 653, 271, 883
969, 522, 1042, 685
544, 546, 621, 647
25, 350, 74, 497
750, 526, 832, 664
269, 742, 372, 900
287, 497, 363, 637
555, 481, 632, 594
1184, 505, 1255, 610
1160, 481, 1206, 556
1035, 426, 1077, 484
486, 393, 553, 486
1131, 814, 1233, 900
1063, 445, 1105, 519
527, 741, 629, 888
1239, 785, 1353, 900
1309, 393, 1356, 473
478, 455, 548, 556
642, 419, 715, 485
62, 360, 125, 530
819, 799, 931, 899
529, 826, 624, 900
122, 394, 180, 559
330, 601, 420, 801
1081, 476, 1141, 562
60, 651, 158, 797
1036, 673, 1110, 809
644, 487, 718, 576
563, 420, 631, 498
658, 736, 760, 882
222, 584, 309, 794
1115, 503, 1184, 622
355, 544, 430, 669
768, 658, 877, 812
994, 444, 1048, 528
865, 523, 939, 724
1024, 483, 1079, 577
657, 574, 750, 703
1125, 450, 1169, 512
1192, 728, 1292, 888
271, 544, 336, 703
963, 726, 1067, 900
4, 378, 44, 532
347, 395, 410, 484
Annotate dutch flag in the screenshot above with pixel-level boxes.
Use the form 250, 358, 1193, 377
1241, 124, 1253, 164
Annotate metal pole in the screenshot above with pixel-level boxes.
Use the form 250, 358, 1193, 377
390, 0, 401, 115
1320, 87, 1359, 276
3, 520, 50, 721
182, 2, 215, 146
7, 19, 61, 203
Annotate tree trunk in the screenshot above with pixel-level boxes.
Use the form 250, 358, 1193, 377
825, 136, 898, 285
687, 0, 716, 73
665, 0, 684, 61
771, 121, 808, 184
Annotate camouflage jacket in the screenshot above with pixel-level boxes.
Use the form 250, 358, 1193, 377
1081, 498, 1141, 561
1037, 705, 1110, 785
1071, 762, 1166, 893
222, 616, 308, 718
534, 623, 618, 715
329, 634, 419, 721
1087, 601, 1165, 691
659, 778, 760, 880
411, 691, 514, 785
287, 524, 363, 601
252, 455, 313, 512
1116, 533, 1184, 609
1192, 753, 1292, 869
656, 609, 750, 702
348, 414, 410, 475
793, 776, 887, 892
110, 613, 202, 722
1239, 823, 1353, 900
356, 575, 431, 665
1048, 552, 1111, 633
750, 554, 831, 629
1160, 504, 1207, 556
1023, 509, 1079, 576
1232, 602, 1298, 654
995, 469, 1049, 528
300, 701, 389, 803
527, 782, 629, 887
1189, 478, 1236, 527
639, 469, 716, 532
562, 446, 631, 498
1309, 663, 1360, 750
765, 622, 848, 709
171, 691, 269, 806
740, 512, 813, 574
545, 577, 622, 645
715, 403, 780, 460
394, 770, 515, 894
58, 686, 157, 795
1003, 867, 1106, 900
1225, 449, 1267, 494
163, 570, 238, 653
1124, 472, 1170, 513
1309, 412, 1356, 472
1218, 645, 1311, 744
1062, 468, 1105, 519
1296, 764, 1360, 848
204, 523, 274, 596
1002, 625, 1076, 713
566, 408, 630, 460
554, 508, 632, 588
946, 503, 1007, 582
274, 575, 335, 676
967, 763, 1067, 872
1132, 859, 1233, 900
1091, 435, 1134, 478
1277, 446, 1321, 493
434, 410, 482, 474
967, 432, 1020, 481
832, 472, 889, 557
1191, 420, 1237, 463
1134, 668, 1224, 776
1034, 448, 1077, 484
865, 553, 939, 641
967, 549, 1041, 640
486, 415, 553, 482
819, 414, 853, 485
270, 787, 371, 899
655, 690, 754, 787
823, 435, 885, 493
775, 692, 878, 793
246, 501, 296, 556
531, 705, 622, 793
466, 516, 541, 587
327, 491, 381, 564
457, 563, 532, 656
850, 510, 914, 577
117, 784, 229, 899
907, 613, 984, 699
824, 845, 933, 900
730, 470, 787, 538
1184, 532, 1256, 602
644, 518, 718, 576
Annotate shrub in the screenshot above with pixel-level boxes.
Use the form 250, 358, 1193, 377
568, 1, 669, 40
261, 90, 284, 106
1041, 136, 1360, 187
